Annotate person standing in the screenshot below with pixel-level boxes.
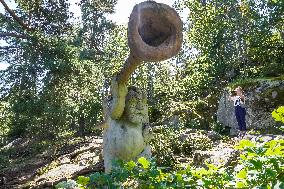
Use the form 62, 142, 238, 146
229, 86, 247, 138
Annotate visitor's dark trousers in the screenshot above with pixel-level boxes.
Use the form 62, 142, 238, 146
235, 106, 246, 131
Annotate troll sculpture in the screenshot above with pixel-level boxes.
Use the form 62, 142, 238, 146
102, 1, 182, 173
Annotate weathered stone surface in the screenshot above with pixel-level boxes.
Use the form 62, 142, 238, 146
103, 85, 152, 173
244, 133, 284, 142
102, 1, 183, 173
128, 1, 182, 62
207, 142, 239, 166
1, 136, 103, 188
217, 79, 284, 135
36, 164, 85, 183
191, 139, 240, 167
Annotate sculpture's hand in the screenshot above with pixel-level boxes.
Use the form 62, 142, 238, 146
110, 77, 128, 120
142, 123, 153, 143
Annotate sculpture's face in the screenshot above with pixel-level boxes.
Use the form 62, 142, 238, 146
124, 88, 148, 125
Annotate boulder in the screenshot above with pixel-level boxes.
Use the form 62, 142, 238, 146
217, 78, 284, 135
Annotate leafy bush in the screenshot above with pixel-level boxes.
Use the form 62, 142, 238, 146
272, 106, 284, 132
272, 106, 284, 123
55, 180, 79, 189
150, 127, 179, 167
56, 138, 284, 189
181, 132, 213, 155
209, 121, 229, 135
150, 127, 214, 167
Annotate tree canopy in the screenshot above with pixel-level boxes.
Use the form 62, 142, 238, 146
0, 0, 283, 141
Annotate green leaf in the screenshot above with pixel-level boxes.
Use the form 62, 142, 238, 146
250, 159, 263, 170
236, 169, 247, 179
126, 160, 136, 170
236, 181, 246, 188
77, 176, 90, 186
235, 140, 255, 150
138, 157, 150, 169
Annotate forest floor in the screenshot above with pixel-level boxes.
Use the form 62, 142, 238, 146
0, 136, 103, 189
0, 132, 282, 189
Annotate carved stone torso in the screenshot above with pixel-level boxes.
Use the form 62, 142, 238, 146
103, 86, 151, 172
103, 119, 145, 161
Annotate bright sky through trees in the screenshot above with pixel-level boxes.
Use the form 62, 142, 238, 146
107, 0, 176, 24
70, 0, 177, 24
0, 0, 178, 70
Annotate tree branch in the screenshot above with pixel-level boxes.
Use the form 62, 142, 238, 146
0, 32, 28, 39
0, 0, 33, 31
0, 46, 20, 50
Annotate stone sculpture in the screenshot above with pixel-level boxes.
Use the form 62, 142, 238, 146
102, 1, 183, 173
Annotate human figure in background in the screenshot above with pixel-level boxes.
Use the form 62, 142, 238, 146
229, 86, 247, 138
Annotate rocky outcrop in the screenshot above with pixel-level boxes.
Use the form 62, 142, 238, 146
217, 78, 284, 135
0, 136, 103, 189
30, 137, 103, 188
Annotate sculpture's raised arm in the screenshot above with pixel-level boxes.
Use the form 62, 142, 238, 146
109, 76, 128, 120
109, 54, 142, 120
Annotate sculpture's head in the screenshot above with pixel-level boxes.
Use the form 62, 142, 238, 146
128, 1, 183, 62
123, 86, 148, 125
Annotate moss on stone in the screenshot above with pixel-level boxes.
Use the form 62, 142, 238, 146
264, 75, 284, 81
227, 78, 260, 91
228, 76, 284, 91
259, 87, 284, 106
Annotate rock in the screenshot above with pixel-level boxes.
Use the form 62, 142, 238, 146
1, 138, 26, 150
217, 79, 284, 135
192, 141, 240, 167
244, 133, 284, 142
193, 150, 212, 166
272, 91, 278, 99
207, 131, 222, 141
25, 137, 103, 188
36, 164, 86, 184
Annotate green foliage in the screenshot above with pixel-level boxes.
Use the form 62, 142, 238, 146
227, 78, 261, 91
234, 139, 284, 188
181, 132, 213, 155
150, 127, 178, 167
272, 106, 284, 132
272, 106, 284, 123
209, 121, 229, 135
55, 180, 79, 189
150, 127, 213, 167
0, 0, 117, 139
56, 139, 284, 188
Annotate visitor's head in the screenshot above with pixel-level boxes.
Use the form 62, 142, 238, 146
123, 86, 148, 125
235, 86, 243, 96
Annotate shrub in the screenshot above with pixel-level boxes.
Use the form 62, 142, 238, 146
272, 106, 284, 123
150, 127, 213, 167
55, 180, 79, 189
272, 106, 284, 132
56, 138, 284, 189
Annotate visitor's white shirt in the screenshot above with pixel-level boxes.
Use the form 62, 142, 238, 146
233, 96, 244, 106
